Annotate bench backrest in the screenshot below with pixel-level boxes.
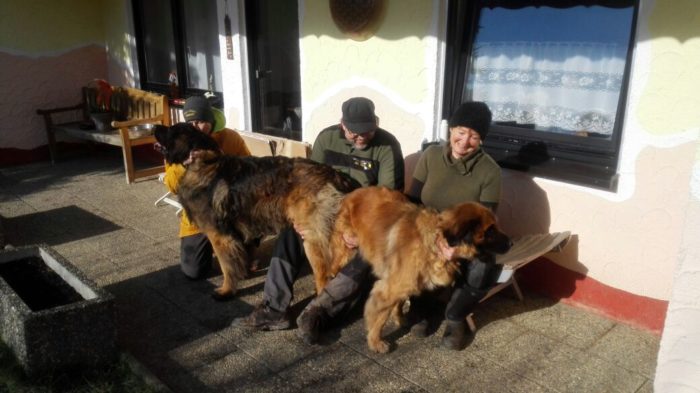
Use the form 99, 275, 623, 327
83, 86, 170, 126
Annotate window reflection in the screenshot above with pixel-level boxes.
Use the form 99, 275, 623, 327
464, 5, 635, 138
183, 0, 222, 92
140, 0, 176, 85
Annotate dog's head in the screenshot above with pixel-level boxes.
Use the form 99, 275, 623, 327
438, 202, 512, 260
153, 123, 220, 165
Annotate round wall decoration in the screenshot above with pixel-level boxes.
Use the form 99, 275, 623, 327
329, 0, 386, 41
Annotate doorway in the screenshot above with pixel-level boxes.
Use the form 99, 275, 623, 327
245, 0, 302, 141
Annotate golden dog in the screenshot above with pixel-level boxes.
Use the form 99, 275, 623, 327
327, 187, 511, 353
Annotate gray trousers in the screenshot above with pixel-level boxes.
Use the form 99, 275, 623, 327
263, 226, 372, 318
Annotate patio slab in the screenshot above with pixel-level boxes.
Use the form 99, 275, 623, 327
0, 154, 661, 392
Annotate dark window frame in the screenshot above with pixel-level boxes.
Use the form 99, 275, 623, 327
131, 0, 223, 103
443, 0, 639, 191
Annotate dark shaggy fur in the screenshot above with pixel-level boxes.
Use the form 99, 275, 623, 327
154, 123, 359, 299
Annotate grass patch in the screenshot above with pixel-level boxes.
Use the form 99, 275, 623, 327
0, 340, 160, 393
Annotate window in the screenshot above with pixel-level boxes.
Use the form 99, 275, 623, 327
132, 0, 223, 100
444, 0, 639, 190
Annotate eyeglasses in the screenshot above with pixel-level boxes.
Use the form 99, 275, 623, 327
345, 128, 376, 139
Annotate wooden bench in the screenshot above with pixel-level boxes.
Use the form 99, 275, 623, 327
37, 86, 170, 184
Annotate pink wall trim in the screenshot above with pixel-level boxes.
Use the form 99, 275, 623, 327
0, 45, 107, 150
519, 257, 668, 335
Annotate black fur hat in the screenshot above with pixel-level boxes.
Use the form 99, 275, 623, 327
448, 102, 492, 140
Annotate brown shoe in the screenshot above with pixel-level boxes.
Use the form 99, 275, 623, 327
231, 304, 290, 331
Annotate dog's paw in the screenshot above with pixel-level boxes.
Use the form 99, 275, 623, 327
211, 288, 235, 301
368, 339, 390, 354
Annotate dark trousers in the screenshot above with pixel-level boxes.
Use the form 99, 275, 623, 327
263, 226, 372, 318
412, 258, 503, 322
180, 233, 213, 279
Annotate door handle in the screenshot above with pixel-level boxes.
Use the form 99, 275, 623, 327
255, 69, 272, 79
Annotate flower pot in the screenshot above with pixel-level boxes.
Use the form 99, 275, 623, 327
89, 112, 115, 132
0, 245, 117, 376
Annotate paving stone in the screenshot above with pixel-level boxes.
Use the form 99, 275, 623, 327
0, 156, 663, 392
167, 332, 240, 370
221, 324, 322, 373
588, 324, 660, 378
190, 349, 275, 391
0, 198, 36, 217
490, 295, 616, 349
277, 343, 424, 392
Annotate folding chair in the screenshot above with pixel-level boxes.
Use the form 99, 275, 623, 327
466, 231, 571, 332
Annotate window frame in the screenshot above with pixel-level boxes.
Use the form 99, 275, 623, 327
443, 0, 640, 191
131, 0, 223, 103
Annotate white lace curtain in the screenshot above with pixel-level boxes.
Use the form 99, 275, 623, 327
468, 40, 627, 136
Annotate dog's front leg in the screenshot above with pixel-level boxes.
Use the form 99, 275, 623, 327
364, 280, 395, 354
207, 232, 247, 301
302, 237, 331, 295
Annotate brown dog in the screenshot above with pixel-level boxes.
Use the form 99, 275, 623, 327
154, 123, 359, 300
327, 187, 511, 353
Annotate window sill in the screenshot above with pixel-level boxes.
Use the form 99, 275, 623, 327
484, 147, 619, 191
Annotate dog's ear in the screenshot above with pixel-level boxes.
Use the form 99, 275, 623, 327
160, 123, 220, 164
189, 127, 220, 152
153, 124, 169, 145
441, 217, 482, 247
439, 202, 494, 247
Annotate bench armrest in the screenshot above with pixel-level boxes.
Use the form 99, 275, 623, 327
36, 103, 83, 116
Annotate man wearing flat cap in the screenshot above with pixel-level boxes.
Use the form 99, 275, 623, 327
234, 97, 404, 344
405, 101, 503, 350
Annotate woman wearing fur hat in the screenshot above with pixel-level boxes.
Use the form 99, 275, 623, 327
163, 95, 251, 280
405, 101, 503, 350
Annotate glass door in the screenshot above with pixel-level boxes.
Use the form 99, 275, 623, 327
245, 0, 302, 140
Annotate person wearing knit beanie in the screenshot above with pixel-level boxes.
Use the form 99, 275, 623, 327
447, 101, 492, 160
183, 96, 216, 133
405, 100, 502, 351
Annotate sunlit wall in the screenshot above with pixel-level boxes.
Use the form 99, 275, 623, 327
0, 0, 108, 153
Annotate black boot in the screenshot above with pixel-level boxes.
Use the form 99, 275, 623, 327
410, 318, 430, 338
231, 304, 290, 331
441, 320, 469, 350
296, 304, 328, 345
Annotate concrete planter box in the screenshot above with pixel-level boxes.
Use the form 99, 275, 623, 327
0, 245, 116, 376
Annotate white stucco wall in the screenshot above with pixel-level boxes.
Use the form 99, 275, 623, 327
655, 191, 700, 392
299, 0, 445, 155
293, 0, 700, 304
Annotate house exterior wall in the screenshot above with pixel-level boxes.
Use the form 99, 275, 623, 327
294, 0, 700, 335
0, 0, 108, 156
299, 0, 445, 156
104, 0, 138, 88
